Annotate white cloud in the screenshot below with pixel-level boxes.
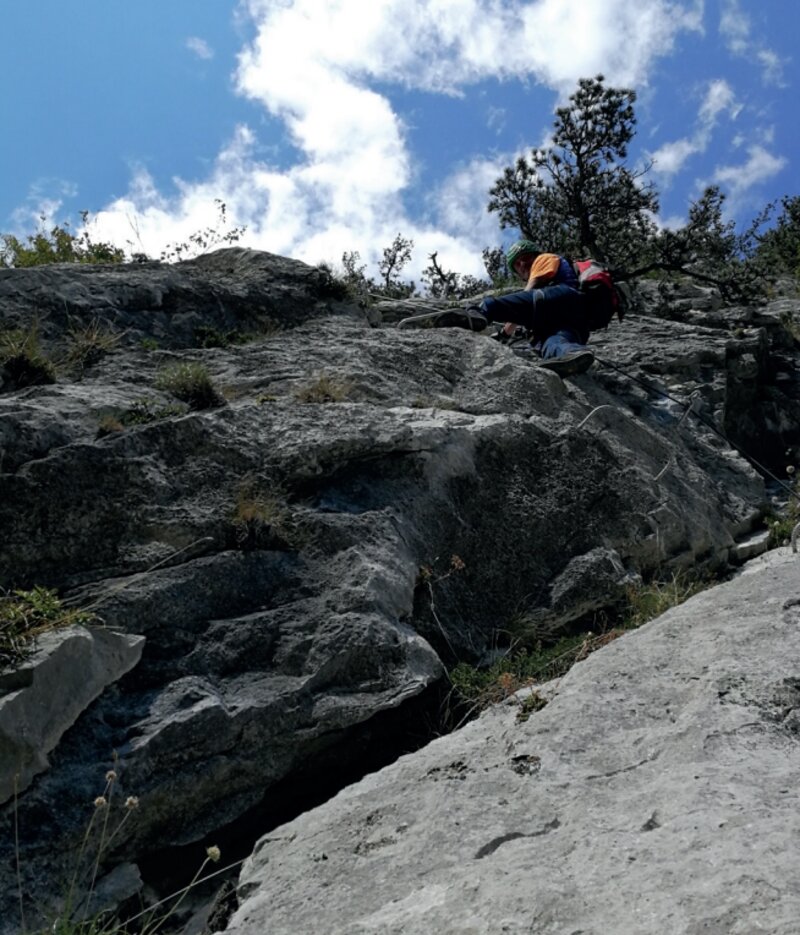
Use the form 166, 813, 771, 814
486, 106, 506, 135
186, 36, 214, 60
698, 79, 740, 123
649, 138, 699, 177
757, 48, 786, 87
649, 78, 740, 180
10, 179, 79, 233
719, 0, 785, 85
719, 0, 748, 54
712, 144, 787, 201
87, 0, 707, 276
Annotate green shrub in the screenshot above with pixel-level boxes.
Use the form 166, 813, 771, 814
0, 587, 95, 669
0, 326, 56, 388
155, 363, 222, 410
315, 261, 357, 301
448, 570, 710, 720
0, 215, 124, 268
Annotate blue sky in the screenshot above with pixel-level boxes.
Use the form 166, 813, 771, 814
2, 0, 797, 280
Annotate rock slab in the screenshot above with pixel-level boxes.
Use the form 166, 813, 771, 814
225, 549, 800, 935
0, 626, 144, 803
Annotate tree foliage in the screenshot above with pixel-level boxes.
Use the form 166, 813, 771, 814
420, 251, 493, 299
488, 75, 657, 270
340, 234, 416, 299
1, 212, 124, 268
486, 74, 784, 299
753, 195, 800, 277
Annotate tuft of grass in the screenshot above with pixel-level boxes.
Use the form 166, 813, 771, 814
231, 480, 292, 550
95, 415, 125, 439
780, 310, 800, 345
0, 325, 56, 389
293, 373, 354, 404
155, 362, 222, 410
139, 338, 159, 352
65, 320, 121, 372
0, 586, 96, 669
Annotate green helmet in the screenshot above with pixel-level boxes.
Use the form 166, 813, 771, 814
506, 239, 540, 269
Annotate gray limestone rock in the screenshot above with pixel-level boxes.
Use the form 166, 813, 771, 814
0, 625, 144, 804
0, 249, 797, 929
225, 549, 800, 935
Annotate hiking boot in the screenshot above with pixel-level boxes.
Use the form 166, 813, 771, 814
539, 349, 595, 376
435, 307, 489, 332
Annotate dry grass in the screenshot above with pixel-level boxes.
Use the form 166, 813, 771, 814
293, 373, 355, 403
155, 362, 223, 410
65, 319, 121, 372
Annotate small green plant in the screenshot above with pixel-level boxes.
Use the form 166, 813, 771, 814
0, 587, 96, 669
139, 338, 159, 352
119, 399, 188, 427
767, 467, 799, 547
516, 689, 549, 722
65, 320, 121, 373
293, 373, 354, 403
155, 363, 222, 410
0, 325, 56, 388
193, 325, 248, 349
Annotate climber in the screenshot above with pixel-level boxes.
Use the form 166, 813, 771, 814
439, 240, 595, 376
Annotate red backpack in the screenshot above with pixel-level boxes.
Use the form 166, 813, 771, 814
573, 258, 626, 331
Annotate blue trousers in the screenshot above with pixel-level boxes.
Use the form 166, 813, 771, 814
481, 284, 589, 358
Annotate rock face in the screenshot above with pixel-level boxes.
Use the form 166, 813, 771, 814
0, 249, 798, 929
225, 548, 800, 935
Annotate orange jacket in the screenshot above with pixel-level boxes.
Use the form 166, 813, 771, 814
525, 253, 563, 289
